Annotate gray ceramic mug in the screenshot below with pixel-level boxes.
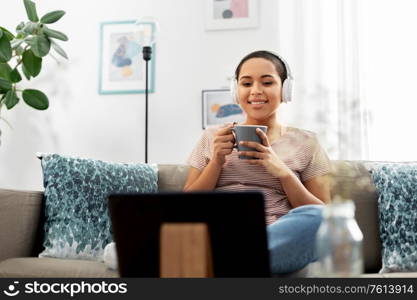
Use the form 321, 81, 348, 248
232, 125, 268, 159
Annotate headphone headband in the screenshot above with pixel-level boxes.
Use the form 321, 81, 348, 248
270, 51, 293, 82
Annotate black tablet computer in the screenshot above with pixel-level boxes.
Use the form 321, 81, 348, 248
108, 191, 270, 277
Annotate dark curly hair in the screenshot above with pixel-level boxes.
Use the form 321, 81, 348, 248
234, 50, 288, 84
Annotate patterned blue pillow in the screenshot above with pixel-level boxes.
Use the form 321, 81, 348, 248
370, 162, 417, 273
38, 153, 158, 261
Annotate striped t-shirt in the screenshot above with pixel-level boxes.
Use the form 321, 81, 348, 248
186, 124, 332, 225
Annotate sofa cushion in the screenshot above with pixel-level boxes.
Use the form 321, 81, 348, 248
0, 189, 44, 261
0, 257, 118, 278
39, 153, 158, 261
370, 162, 417, 273
329, 161, 382, 273
158, 164, 189, 191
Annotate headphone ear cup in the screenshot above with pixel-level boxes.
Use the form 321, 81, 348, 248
230, 78, 239, 104
282, 78, 293, 103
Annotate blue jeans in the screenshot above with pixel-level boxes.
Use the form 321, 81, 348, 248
267, 204, 324, 274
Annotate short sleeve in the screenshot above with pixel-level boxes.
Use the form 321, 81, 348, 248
301, 135, 332, 182
186, 129, 213, 171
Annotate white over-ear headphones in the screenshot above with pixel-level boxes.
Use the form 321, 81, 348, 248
230, 51, 294, 104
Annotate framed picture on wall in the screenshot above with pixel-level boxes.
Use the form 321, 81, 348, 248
202, 89, 246, 129
204, 0, 259, 31
99, 20, 156, 94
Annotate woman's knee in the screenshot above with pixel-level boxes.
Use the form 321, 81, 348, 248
288, 204, 324, 216
284, 204, 323, 227
267, 204, 324, 246
267, 205, 325, 274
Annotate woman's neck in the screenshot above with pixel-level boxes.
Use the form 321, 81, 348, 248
243, 115, 281, 128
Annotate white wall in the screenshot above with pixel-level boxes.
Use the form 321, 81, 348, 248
360, 0, 417, 161
0, 0, 280, 190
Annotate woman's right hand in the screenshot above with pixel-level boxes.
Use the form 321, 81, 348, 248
211, 123, 235, 166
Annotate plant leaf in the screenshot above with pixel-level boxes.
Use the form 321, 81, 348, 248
0, 27, 15, 41
16, 32, 27, 40
22, 49, 42, 77
0, 30, 2, 39
23, 0, 39, 22
22, 22, 38, 35
16, 46, 25, 56
11, 39, 24, 49
4, 89, 19, 109
21, 64, 32, 80
40, 10, 66, 24
0, 33, 12, 63
0, 63, 12, 81
16, 22, 25, 32
0, 78, 12, 90
42, 27, 68, 41
26, 35, 51, 57
51, 39, 68, 59
22, 89, 48, 110
10, 68, 22, 83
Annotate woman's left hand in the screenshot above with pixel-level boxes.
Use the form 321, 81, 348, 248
238, 128, 292, 179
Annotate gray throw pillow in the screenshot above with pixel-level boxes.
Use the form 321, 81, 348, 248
38, 153, 158, 261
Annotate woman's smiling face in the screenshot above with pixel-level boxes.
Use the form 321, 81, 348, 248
237, 58, 283, 123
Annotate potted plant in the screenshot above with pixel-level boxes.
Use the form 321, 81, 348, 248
0, 0, 68, 144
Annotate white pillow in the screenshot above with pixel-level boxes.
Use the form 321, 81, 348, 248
103, 242, 118, 270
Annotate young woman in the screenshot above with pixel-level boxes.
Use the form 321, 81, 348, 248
184, 50, 332, 274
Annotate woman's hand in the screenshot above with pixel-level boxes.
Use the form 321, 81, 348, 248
238, 128, 291, 178
211, 123, 235, 166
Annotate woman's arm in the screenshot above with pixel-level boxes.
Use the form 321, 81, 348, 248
184, 124, 235, 192
280, 173, 331, 208
238, 128, 331, 207
183, 161, 223, 191
303, 175, 331, 204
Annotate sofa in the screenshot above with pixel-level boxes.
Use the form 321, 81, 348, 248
0, 161, 416, 278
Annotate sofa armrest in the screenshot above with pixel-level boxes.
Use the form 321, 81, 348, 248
0, 189, 44, 262
330, 161, 382, 273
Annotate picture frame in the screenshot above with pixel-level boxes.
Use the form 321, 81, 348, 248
204, 0, 259, 31
99, 20, 156, 95
202, 89, 246, 129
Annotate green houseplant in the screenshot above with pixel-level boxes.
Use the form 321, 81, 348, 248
0, 0, 68, 139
